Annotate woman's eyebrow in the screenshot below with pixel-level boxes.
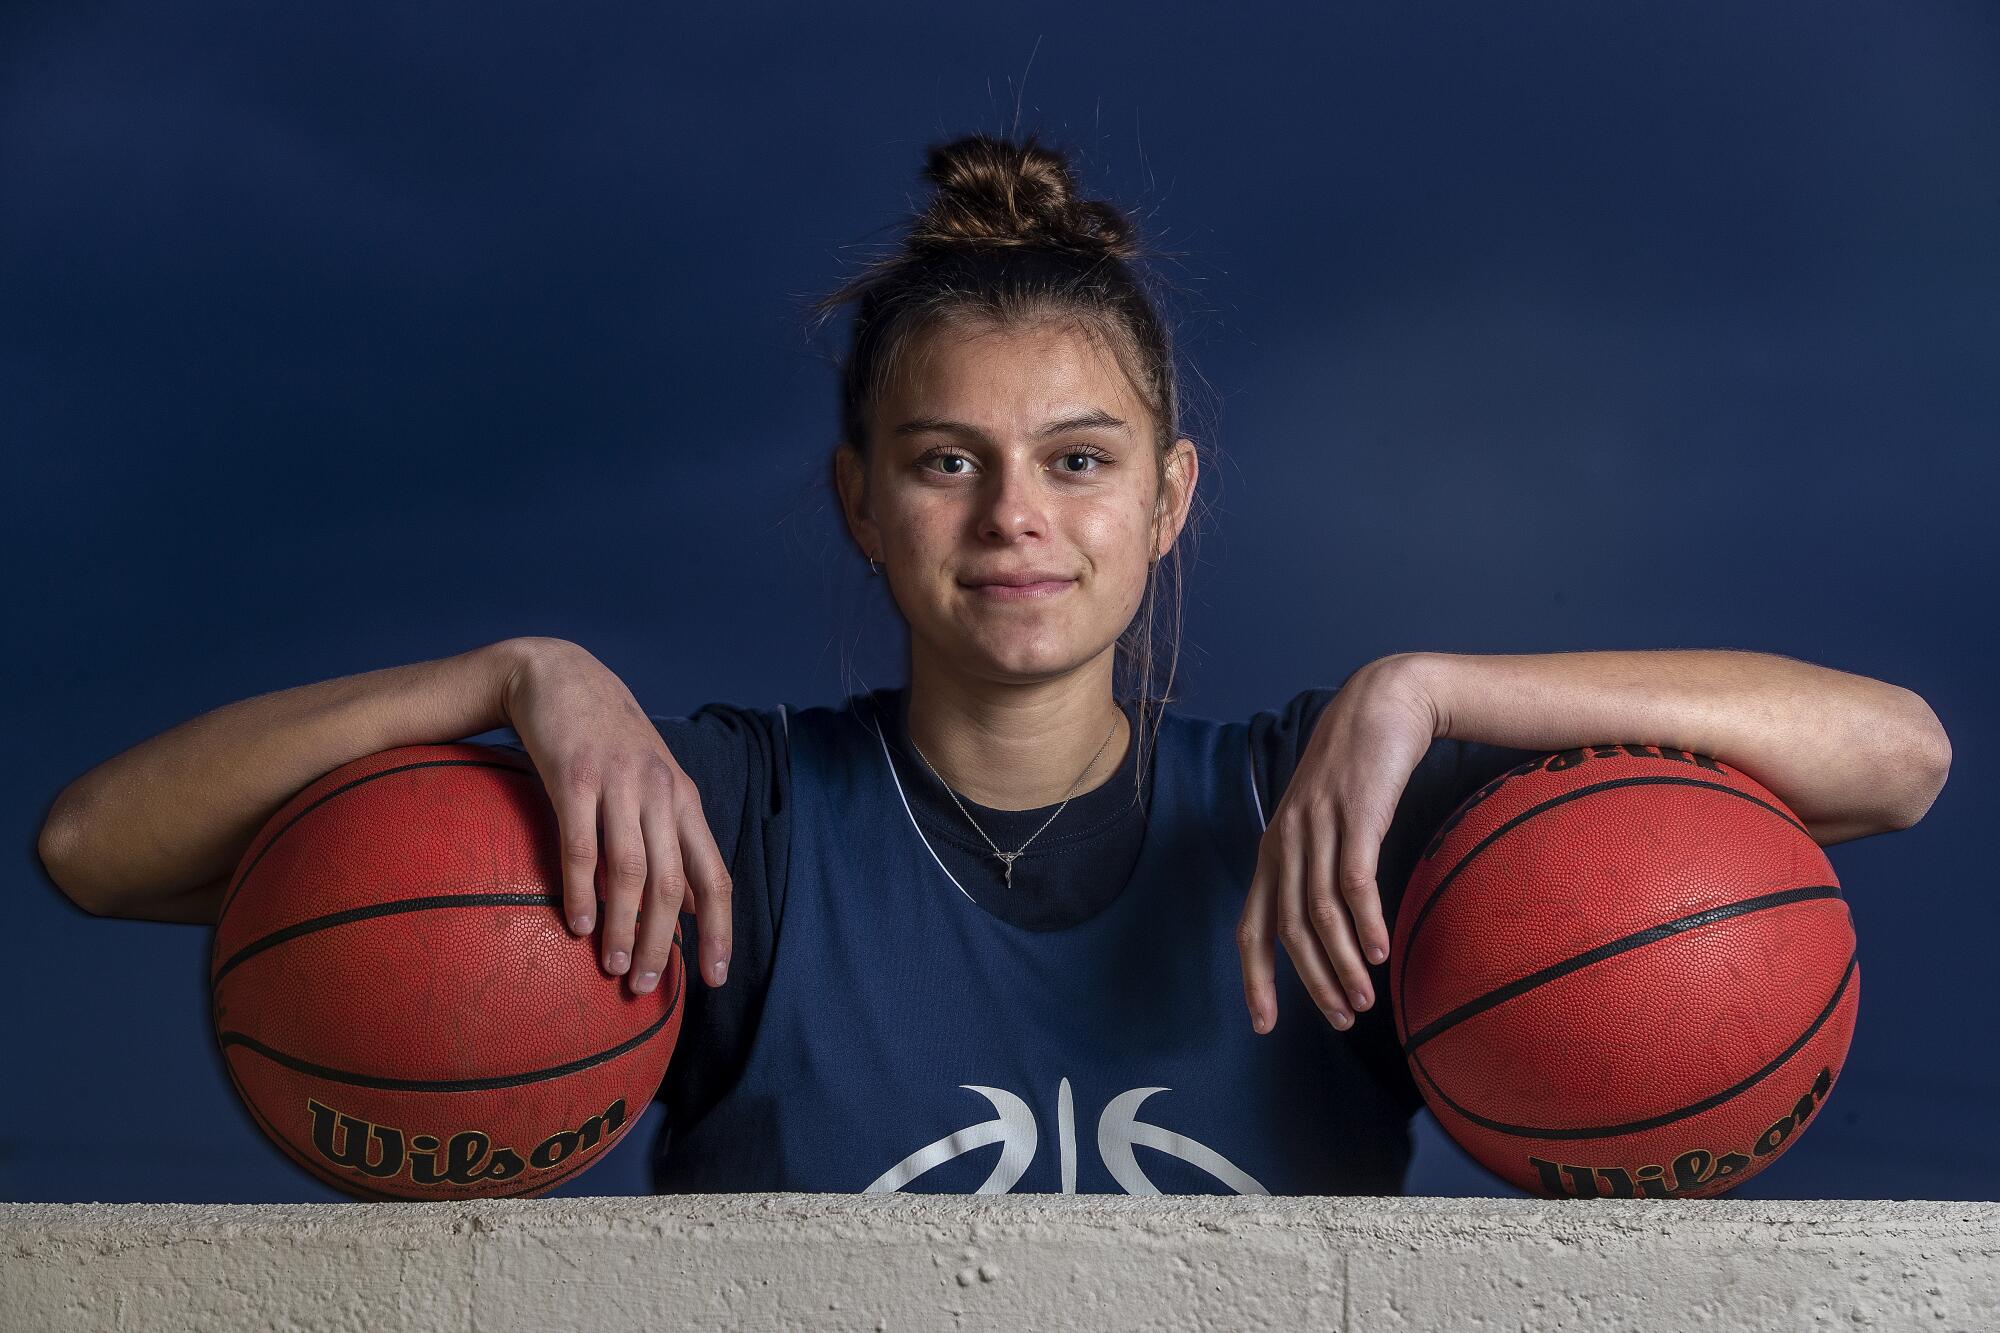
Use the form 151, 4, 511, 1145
890, 409, 1132, 443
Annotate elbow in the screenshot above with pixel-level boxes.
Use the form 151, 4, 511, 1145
36, 805, 111, 918
37, 816, 87, 915
1887, 691, 1952, 830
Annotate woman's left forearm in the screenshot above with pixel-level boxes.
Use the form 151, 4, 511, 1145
1400, 649, 1953, 836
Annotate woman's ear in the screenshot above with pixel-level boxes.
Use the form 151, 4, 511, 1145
832, 441, 880, 562
1153, 437, 1199, 559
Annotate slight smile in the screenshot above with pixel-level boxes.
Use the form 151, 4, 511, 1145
963, 579, 1077, 600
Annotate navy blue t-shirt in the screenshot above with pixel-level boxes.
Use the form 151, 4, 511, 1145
462, 684, 1544, 1192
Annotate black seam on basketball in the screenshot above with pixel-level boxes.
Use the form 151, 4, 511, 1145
222, 1048, 417, 1200
1409, 952, 1857, 1141
1394, 774, 1813, 1045
216, 754, 537, 922
213, 891, 685, 1194
223, 1045, 652, 1201
213, 892, 561, 986
1400, 884, 1844, 1054
218, 985, 680, 1093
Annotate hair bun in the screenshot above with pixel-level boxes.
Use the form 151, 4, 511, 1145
909, 132, 1137, 262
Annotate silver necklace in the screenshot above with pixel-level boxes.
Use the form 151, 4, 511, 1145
906, 708, 1122, 893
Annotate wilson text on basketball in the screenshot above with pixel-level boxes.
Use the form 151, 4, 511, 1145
1525, 1066, 1832, 1198
303, 1096, 628, 1186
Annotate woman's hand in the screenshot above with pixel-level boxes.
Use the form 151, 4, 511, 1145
1237, 654, 1439, 1035
498, 638, 732, 997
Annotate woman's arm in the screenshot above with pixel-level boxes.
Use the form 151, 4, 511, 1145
1404, 649, 1953, 840
35, 636, 547, 923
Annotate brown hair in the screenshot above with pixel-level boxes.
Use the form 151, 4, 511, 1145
805, 130, 1211, 808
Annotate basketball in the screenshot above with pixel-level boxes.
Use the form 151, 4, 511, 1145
208, 741, 684, 1201
1391, 743, 1859, 1199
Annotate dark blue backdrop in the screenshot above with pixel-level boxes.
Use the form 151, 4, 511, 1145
5, 1, 1992, 1202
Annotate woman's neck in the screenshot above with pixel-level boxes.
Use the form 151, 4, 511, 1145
899, 669, 1131, 812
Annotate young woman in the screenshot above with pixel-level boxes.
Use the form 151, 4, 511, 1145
38, 132, 1951, 1196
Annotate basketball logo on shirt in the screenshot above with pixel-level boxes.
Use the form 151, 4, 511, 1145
863, 1078, 1267, 1194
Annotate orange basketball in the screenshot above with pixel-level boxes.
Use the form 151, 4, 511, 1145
209, 742, 683, 1200
1391, 743, 1858, 1199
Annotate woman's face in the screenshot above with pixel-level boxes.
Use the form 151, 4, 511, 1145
839, 318, 1196, 686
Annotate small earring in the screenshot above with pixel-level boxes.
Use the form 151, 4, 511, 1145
868, 555, 881, 576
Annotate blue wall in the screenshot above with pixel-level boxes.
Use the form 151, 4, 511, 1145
5, 0, 1992, 1201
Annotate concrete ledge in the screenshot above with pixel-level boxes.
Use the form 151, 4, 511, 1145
4, 1196, 1997, 1331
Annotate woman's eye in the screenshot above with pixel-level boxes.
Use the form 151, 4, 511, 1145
919, 449, 1110, 476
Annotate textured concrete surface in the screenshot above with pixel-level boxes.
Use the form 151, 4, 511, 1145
3, 1195, 1997, 1332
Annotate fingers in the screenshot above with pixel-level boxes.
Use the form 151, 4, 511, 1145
1337, 807, 1392, 966
597, 777, 649, 979
1302, 811, 1373, 1020
547, 748, 725, 998
1236, 865, 1277, 1035
1280, 812, 1357, 1030
1248, 806, 1383, 1034
551, 767, 604, 938
1243, 818, 1356, 1034
676, 795, 734, 990
628, 797, 689, 995
630, 774, 733, 995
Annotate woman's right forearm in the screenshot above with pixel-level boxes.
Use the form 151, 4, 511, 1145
37, 636, 552, 923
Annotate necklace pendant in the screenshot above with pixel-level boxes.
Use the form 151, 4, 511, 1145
995, 850, 1019, 890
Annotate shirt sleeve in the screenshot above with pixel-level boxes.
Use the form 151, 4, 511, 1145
451, 704, 791, 1150
1245, 686, 1550, 1117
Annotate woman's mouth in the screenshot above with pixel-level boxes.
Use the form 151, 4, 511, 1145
965, 579, 1076, 601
